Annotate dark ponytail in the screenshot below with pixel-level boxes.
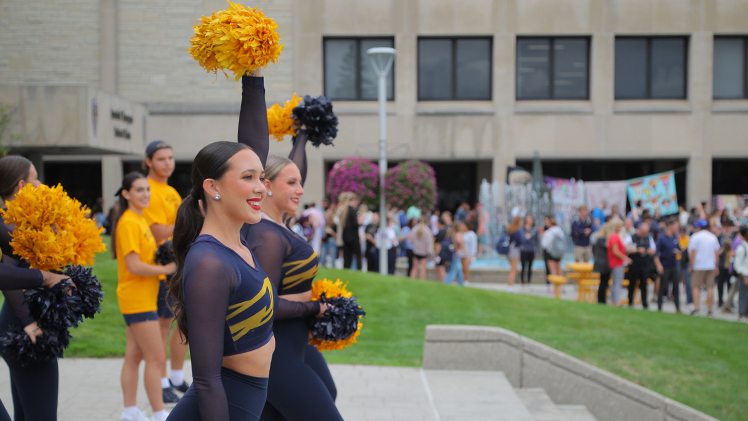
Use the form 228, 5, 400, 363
111, 172, 147, 258
0, 155, 32, 208
169, 141, 251, 342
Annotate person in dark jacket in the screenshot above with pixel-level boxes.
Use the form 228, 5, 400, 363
593, 221, 613, 304
572, 205, 593, 262
518, 215, 539, 285
339, 193, 361, 270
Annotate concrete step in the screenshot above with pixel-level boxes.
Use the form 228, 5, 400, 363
515, 388, 597, 421
423, 370, 535, 421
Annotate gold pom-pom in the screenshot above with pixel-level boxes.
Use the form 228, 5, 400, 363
309, 278, 363, 352
1, 184, 107, 271
267, 93, 301, 141
189, 1, 284, 81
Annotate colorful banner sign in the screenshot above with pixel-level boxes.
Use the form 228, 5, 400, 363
626, 171, 678, 215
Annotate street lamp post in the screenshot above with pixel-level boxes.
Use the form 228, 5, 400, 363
366, 47, 396, 275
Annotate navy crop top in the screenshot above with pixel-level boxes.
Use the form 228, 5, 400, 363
182, 235, 275, 419
242, 219, 319, 294
0, 219, 44, 327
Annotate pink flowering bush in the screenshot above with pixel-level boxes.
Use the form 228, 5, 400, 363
384, 160, 437, 210
326, 157, 379, 208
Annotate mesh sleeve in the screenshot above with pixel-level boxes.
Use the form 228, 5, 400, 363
0, 262, 43, 291
182, 251, 239, 420
0, 223, 38, 326
288, 130, 309, 186
242, 223, 320, 320
238, 76, 269, 168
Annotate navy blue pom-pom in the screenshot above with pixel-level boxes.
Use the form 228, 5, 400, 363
0, 324, 70, 366
154, 240, 175, 266
65, 265, 104, 320
308, 294, 365, 342
24, 281, 80, 330
292, 95, 338, 148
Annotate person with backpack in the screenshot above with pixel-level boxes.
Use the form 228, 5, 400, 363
541, 216, 565, 276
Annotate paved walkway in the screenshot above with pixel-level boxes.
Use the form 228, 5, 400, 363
470, 282, 743, 323
0, 359, 439, 421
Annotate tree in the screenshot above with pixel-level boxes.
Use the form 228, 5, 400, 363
384, 160, 437, 211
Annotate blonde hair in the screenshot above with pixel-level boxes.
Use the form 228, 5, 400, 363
338, 192, 358, 229
264, 155, 294, 182
414, 216, 429, 239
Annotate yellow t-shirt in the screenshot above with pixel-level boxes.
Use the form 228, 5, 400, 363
142, 178, 181, 229
116, 209, 160, 314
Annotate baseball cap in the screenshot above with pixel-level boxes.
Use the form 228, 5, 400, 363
694, 219, 708, 229
145, 140, 172, 158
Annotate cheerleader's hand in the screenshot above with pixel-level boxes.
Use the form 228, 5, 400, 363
41, 271, 71, 289
23, 322, 43, 344
317, 303, 329, 318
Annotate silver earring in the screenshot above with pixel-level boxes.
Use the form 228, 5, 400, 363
214, 193, 220, 200
267, 191, 273, 197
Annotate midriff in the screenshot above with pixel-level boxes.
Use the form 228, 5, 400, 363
222, 336, 275, 377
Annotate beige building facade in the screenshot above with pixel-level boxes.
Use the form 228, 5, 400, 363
1, 0, 747, 209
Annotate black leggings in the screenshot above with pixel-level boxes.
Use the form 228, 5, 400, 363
597, 272, 611, 304
658, 266, 680, 311
343, 243, 361, 270
520, 251, 534, 284
627, 263, 650, 308
167, 367, 268, 420
260, 318, 342, 421
0, 302, 58, 421
0, 400, 10, 421
717, 267, 731, 307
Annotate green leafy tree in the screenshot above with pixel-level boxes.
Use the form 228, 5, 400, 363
0, 103, 19, 156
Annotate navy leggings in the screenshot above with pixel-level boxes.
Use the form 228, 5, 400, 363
167, 367, 268, 420
0, 302, 59, 421
260, 318, 342, 421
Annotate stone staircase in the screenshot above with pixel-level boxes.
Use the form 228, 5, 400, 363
422, 370, 597, 421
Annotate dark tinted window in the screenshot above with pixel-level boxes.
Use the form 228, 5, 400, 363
418, 38, 492, 100
713, 37, 747, 99
517, 37, 589, 100
324, 38, 394, 101
615, 37, 688, 99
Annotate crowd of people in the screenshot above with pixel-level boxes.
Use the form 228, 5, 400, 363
501, 200, 748, 321
288, 199, 490, 286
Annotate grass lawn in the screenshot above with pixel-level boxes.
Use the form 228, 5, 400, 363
39, 238, 748, 420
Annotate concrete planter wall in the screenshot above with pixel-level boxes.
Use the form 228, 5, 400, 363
422, 325, 717, 421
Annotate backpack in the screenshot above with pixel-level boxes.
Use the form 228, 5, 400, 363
495, 233, 511, 255
549, 230, 566, 259
439, 238, 454, 262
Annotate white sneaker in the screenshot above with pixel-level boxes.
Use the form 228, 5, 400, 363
120, 410, 151, 421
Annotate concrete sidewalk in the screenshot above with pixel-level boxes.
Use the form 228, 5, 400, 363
470, 282, 742, 323
0, 359, 439, 421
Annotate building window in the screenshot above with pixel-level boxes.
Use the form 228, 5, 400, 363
516, 37, 590, 100
713, 37, 748, 99
615, 37, 688, 99
418, 37, 492, 101
324, 38, 394, 101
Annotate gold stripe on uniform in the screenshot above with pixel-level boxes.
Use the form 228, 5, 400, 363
226, 277, 274, 341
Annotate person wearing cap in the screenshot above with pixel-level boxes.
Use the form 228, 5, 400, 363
688, 219, 721, 316
141, 140, 188, 403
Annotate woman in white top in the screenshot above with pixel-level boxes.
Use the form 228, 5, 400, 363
540, 216, 565, 276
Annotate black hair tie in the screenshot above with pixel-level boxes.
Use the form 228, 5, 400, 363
114, 187, 123, 197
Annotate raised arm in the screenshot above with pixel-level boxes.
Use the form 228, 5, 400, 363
238, 71, 269, 167
288, 130, 309, 186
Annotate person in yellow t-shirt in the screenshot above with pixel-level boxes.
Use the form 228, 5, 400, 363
113, 172, 176, 421
141, 140, 189, 402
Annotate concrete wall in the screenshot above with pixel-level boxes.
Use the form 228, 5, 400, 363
422, 325, 718, 421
